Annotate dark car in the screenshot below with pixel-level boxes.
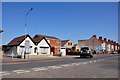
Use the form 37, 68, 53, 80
80, 47, 93, 58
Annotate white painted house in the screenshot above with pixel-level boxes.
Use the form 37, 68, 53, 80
32, 35, 51, 55
3, 34, 51, 57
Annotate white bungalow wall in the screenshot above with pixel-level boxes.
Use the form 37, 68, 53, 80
37, 39, 50, 55
17, 37, 35, 55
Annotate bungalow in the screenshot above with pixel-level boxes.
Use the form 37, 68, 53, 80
3, 34, 35, 57
33, 34, 61, 56
61, 40, 74, 53
32, 35, 51, 55
3, 34, 51, 58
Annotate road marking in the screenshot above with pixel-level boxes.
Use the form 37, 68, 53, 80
0, 71, 10, 75
82, 62, 87, 64
60, 64, 72, 67
32, 67, 48, 71
89, 61, 93, 63
48, 66, 61, 69
97, 59, 101, 62
13, 70, 30, 74
71, 63, 79, 66
93, 60, 97, 62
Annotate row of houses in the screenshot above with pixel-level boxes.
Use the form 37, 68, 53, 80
2, 34, 120, 58
78, 35, 120, 53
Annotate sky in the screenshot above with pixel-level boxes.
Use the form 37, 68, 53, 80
2, 2, 118, 45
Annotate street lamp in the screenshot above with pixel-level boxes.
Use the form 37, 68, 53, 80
24, 8, 33, 59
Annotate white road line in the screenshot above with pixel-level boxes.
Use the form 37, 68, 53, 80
82, 62, 87, 64
32, 67, 48, 71
13, 70, 30, 74
71, 63, 79, 66
48, 66, 61, 69
97, 59, 101, 62
93, 60, 97, 62
89, 61, 93, 63
60, 64, 72, 67
0, 71, 10, 75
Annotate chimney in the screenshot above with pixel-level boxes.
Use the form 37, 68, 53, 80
99, 36, 102, 40
111, 40, 113, 43
108, 39, 111, 43
104, 38, 107, 41
93, 35, 96, 38
114, 41, 116, 45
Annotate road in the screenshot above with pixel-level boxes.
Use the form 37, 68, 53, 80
1, 54, 119, 78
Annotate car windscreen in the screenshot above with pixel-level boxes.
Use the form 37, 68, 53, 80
81, 47, 89, 51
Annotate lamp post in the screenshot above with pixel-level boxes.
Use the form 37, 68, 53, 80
24, 8, 33, 59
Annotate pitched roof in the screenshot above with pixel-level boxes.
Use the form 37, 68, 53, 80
34, 34, 61, 40
7, 34, 33, 46
61, 40, 69, 46
73, 44, 78, 47
32, 36, 44, 45
32, 35, 51, 47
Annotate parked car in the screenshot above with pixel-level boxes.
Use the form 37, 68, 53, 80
80, 47, 93, 58
111, 51, 117, 54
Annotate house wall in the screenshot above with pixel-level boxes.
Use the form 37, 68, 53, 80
111, 45, 114, 51
63, 40, 74, 48
78, 40, 88, 49
48, 39, 61, 56
5, 46, 17, 55
17, 37, 35, 55
78, 37, 101, 51
107, 44, 111, 52
75, 45, 80, 51
50, 39, 61, 47
84, 37, 101, 51
37, 39, 50, 55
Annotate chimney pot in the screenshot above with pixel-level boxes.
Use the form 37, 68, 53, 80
99, 36, 102, 40
104, 38, 107, 41
93, 35, 96, 38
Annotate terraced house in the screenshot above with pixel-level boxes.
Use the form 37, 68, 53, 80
78, 35, 120, 53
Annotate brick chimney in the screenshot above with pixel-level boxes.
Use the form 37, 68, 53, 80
99, 36, 102, 41
104, 38, 107, 41
108, 39, 111, 43
111, 40, 113, 43
114, 41, 116, 45
93, 35, 96, 38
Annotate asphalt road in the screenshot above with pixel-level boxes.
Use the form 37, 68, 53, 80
1, 54, 119, 78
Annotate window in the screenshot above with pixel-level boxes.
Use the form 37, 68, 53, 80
68, 42, 72, 46
40, 47, 49, 54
